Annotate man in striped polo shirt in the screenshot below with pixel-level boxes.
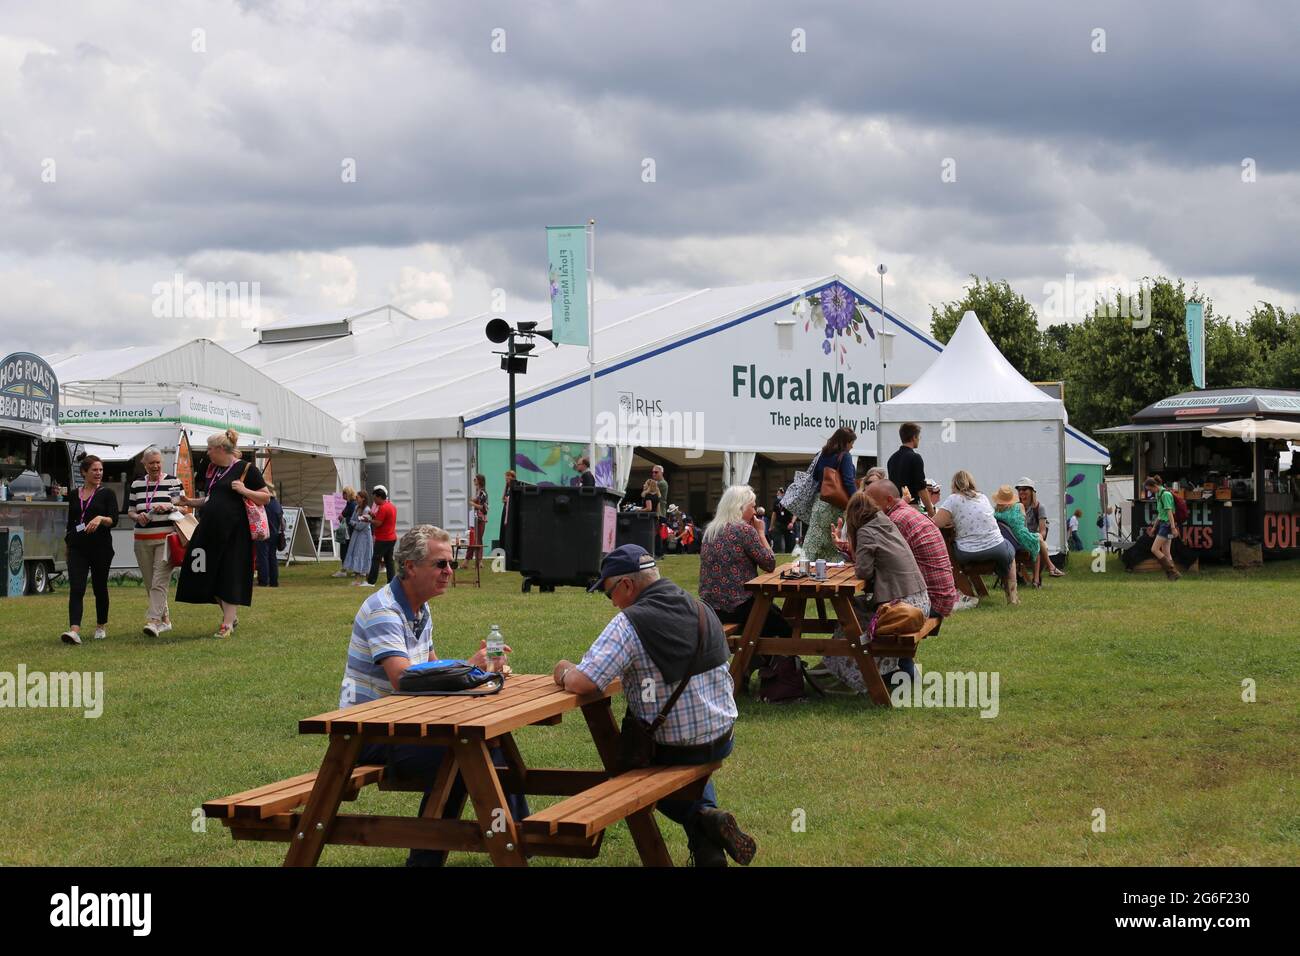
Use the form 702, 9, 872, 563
339, 525, 528, 866
129, 447, 184, 637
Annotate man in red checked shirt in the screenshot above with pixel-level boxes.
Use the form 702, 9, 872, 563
366, 485, 399, 586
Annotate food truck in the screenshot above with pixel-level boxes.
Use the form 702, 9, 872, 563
1098, 387, 1300, 562
0, 352, 115, 594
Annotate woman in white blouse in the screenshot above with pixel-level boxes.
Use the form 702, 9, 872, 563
933, 470, 1019, 605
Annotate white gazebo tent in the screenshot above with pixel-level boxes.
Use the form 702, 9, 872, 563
878, 311, 1069, 553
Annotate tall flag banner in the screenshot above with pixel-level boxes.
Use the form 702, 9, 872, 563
546, 225, 589, 346
1185, 301, 1205, 388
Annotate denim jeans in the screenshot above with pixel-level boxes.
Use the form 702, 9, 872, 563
954, 539, 1015, 577
652, 733, 735, 845
359, 741, 530, 866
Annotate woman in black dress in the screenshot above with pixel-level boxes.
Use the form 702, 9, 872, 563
60, 455, 117, 645
176, 429, 269, 637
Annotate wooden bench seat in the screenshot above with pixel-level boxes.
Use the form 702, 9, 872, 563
721, 621, 743, 652
867, 616, 940, 659
203, 764, 400, 822
520, 762, 721, 839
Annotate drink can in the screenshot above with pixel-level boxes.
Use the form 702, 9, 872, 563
815, 558, 827, 579
799, 557, 810, 575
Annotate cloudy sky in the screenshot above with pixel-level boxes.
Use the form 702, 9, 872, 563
2, 0, 1297, 355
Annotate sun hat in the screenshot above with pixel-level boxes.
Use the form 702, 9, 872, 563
993, 485, 1018, 507
587, 544, 657, 593
1014, 477, 1036, 490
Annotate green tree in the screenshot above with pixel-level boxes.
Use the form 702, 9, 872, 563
1059, 278, 1196, 470
1246, 303, 1300, 388
1204, 312, 1260, 388
931, 277, 1056, 381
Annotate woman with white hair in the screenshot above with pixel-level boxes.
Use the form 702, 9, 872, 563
699, 486, 792, 660
128, 446, 184, 637
176, 429, 271, 637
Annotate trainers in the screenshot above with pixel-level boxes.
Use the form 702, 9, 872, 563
695, 808, 757, 866
157, 621, 173, 634
93, 627, 107, 641
60, 629, 81, 646
330, 570, 348, 578
143, 621, 160, 637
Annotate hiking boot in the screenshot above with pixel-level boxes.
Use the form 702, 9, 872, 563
1166, 569, 1181, 581
695, 808, 757, 866
687, 837, 727, 867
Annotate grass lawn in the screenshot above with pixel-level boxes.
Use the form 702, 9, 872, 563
1, 553, 1297, 867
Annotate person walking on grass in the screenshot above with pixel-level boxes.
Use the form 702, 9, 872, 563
1144, 476, 1181, 581
331, 486, 357, 577
342, 491, 374, 584
129, 447, 183, 637
60, 455, 117, 645
1068, 508, 1084, 552
256, 483, 283, 588
367, 485, 398, 585
175, 429, 270, 638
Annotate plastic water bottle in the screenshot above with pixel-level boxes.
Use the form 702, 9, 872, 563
486, 624, 505, 673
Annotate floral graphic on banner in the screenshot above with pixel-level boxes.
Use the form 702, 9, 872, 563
799, 281, 877, 368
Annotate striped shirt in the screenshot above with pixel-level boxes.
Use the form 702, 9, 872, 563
884, 499, 959, 618
576, 612, 737, 746
128, 474, 184, 541
339, 580, 434, 708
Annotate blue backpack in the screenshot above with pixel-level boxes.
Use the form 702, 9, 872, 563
398, 659, 504, 696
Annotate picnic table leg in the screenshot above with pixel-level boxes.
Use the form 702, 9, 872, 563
784, 596, 807, 639
452, 737, 528, 867
419, 749, 465, 820
283, 734, 363, 867
729, 593, 772, 698
830, 595, 892, 707
581, 698, 674, 867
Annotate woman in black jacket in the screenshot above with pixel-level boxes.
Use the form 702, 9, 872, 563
60, 455, 117, 645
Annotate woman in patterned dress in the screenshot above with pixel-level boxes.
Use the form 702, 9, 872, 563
802, 426, 857, 561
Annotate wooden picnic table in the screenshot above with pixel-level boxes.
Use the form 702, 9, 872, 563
204, 674, 719, 867
728, 561, 892, 706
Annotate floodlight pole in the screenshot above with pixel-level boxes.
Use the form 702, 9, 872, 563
587, 218, 596, 470
508, 332, 517, 476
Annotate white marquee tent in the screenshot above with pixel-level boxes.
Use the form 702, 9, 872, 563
879, 310, 1073, 553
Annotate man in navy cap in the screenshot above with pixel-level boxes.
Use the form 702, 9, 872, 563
551, 545, 755, 867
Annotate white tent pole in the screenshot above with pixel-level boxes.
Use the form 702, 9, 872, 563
587, 218, 596, 469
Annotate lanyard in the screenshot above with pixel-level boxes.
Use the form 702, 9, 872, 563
210, 460, 239, 488
144, 475, 162, 510
78, 488, 96, 526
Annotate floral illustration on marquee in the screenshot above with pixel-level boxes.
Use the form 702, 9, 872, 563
797, 281, 878, 368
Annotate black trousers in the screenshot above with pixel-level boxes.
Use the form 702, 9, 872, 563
67, 547, 111, 628
368, 540, 396, 585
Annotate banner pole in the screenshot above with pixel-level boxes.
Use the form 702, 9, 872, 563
587, 218, 596, 469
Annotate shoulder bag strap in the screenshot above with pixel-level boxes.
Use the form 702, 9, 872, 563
647, 601, 709, 733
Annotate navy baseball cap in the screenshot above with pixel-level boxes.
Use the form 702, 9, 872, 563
588, 544, 657, 592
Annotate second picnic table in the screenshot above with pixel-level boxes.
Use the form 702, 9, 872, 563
727, 561, 894, 706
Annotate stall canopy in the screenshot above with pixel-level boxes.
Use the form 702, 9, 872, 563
1201, 419, 1300, 441
41, 339, 364, 489
878, 311, 1077, 553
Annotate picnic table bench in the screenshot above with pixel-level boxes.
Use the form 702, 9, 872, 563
726, 562, 937, 706
204, 674, 718, 867
939, 525, 1031, 598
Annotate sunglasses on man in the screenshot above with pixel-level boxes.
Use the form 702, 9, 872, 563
417, 558, 459, 570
